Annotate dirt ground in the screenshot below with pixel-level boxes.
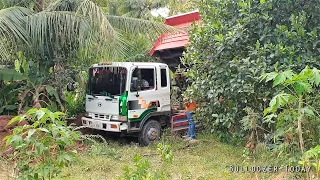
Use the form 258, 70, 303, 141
0, 116, 14, 147
0, 116, 15, 179
0, 116, 28, 151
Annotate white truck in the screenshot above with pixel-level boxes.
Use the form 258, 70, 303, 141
80, 11, 201, 145
81, 62, 177, 145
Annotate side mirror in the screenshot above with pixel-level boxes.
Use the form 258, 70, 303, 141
67, 83, 75, 92
131, 80, 138, 91
131, 79, 141, 97
131, 77, 143, 92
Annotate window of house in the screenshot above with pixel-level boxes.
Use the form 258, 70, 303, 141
131, 68, 155, 92
160, 68, 167, 87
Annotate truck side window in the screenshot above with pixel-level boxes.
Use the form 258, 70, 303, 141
160, 68, 167, 87
131, 68, 155, 92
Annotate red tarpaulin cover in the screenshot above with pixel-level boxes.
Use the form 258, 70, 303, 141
149, 11, 201, 56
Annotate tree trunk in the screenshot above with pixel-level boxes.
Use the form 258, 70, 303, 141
298, 96, 304, 154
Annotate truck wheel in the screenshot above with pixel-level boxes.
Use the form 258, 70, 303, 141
139, 120, 161, 146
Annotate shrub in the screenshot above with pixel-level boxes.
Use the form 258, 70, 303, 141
120, 154, 154, 180
65, 92, 85, 117
4, 108, 80, 179
262, 66, 320, 163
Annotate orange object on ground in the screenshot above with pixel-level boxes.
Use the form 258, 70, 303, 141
185, 101, 197, 111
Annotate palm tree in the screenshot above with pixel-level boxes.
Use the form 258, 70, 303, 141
0, 0, 174, 65
0, 0, 175, 114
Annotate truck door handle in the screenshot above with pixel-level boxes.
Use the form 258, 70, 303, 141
105, 98, 112, 101
88, 97, 94, 100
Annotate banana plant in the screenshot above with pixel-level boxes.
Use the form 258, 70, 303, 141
0, 52, 65, 115
16, 82, 65, 114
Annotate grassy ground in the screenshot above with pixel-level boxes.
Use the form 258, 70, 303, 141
54, 133, 293, 180
0, 131, 303, 180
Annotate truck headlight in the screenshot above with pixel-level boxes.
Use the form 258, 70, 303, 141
111, 115, 127, 121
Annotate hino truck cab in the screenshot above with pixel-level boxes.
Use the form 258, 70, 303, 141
81, 62, 171, 145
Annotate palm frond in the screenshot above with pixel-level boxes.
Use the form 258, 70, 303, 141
0, 7, 31, 62
106, 15, 177, 37
48, 1, 122, 33
26, 11, 92, 56
73, 0, 130, 60
0, 0, 178, 63
45, 0, 126, 60
47, 0, 117, 38
0, 7, 31, 42
7, 0, 34, 7
45, 0, 77, 12
0, 38, 13, 63
0, 0, 9, 9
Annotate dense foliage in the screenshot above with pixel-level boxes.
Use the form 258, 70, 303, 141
262, 67, 320, 163
0, 52, 68, 115
0, 0, 175, 116
0, 0, 173, 64
182, 0, 320, 159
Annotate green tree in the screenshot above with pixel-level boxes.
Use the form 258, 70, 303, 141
167, 0, 199, 16
182, 0, 320, 144
0, 0, 173, 65
262, 66, 320, 161
0, 0, 175, 115
95, 0, 171, 63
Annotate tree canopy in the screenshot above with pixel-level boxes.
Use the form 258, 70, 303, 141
182, 0, 320, 155
0, 0, 176, 66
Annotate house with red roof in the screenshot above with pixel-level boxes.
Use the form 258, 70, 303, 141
149, 11, 201, 72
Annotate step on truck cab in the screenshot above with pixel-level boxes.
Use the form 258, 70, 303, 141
81, 62, 171, 145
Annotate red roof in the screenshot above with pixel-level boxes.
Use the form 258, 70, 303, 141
149, 11, 200, 56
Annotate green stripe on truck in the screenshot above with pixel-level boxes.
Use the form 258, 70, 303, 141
128, 108, 157, 122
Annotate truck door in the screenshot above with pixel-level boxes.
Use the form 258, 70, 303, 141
157, 65, 171, 112
127, 65, 160, 122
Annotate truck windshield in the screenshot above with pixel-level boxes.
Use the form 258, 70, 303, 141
87, 66, 127, 96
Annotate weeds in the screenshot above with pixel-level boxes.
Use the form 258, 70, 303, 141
88, 143, 120, 160
157, 143, 173, 163
120, 142, 173, 180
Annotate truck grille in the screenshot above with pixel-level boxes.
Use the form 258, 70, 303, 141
94, 114, 111, 120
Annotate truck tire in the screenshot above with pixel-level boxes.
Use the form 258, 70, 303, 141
139, 120, 161, 146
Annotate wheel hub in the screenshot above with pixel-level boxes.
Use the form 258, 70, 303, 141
147, 127, 158, 141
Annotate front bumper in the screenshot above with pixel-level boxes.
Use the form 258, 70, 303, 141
82, 117, 128, 132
